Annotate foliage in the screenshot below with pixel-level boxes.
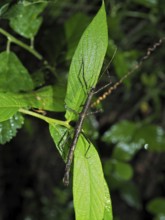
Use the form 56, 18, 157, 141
0, 0, 165, 220
0, 1, 112, 220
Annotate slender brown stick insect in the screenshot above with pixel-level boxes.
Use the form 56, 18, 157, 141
62, 49, 117, 186
63, 37, 165, 186
63, 57, 103, 186
63, 86, 95, 186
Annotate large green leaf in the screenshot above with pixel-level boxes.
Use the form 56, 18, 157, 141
6, 2, 47, 38
0, 93, 26, 122
49, 127, 113, 219
0, 112, 24, 144
65, 1, 108, 121
73, 134, 112, 220
0, 51, 34, 92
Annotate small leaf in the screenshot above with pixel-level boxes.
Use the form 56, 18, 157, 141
102, 120, 138, 144
6, 2, 47, 38
147, 197, 165, 215
113, 160, 133, 181
0, 51, 34, 92
134, 125, 165, 152
0, 112, 24, 144
73, 134, 107, 220
65, 2, 108, 121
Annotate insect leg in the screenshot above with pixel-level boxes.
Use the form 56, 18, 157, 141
81, 132, 92, 159
64, 101, 79, 115
57, 129, 70, 160
77, 58, 92, 98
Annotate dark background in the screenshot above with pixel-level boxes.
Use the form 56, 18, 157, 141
0, 0, 165, 219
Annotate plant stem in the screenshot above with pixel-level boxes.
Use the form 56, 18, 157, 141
19, 108, 70, 128
6, 39, 11, 53
0, 28, 42, 60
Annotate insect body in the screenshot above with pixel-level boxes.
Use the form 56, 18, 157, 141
63, 87, 95, 186
63, 38, 165, 186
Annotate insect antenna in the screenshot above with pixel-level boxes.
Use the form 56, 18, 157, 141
98, 47, 117, 81
91, 37, 165, 108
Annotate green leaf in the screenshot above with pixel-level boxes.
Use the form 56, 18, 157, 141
112, 160, 133, 181
102, 120, 165, 152
120, 182, 142, 210
19, 85, 66, 112
134, 125, 165, 152
73, 134, 112, 220
0, 51, 34, 92
141, 73, 157, 87
49, 124, 70, 162
6, 2, 47, 38
0, 112, 24, 144
0, 84, 66, 114
65, 1, 108, 121
147, 197, 165, 215
112, 142, 142, 161
0, 92, 26, 122
102, 120, 138, 144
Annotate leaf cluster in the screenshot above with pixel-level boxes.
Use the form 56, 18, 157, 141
0, 0, 165, 220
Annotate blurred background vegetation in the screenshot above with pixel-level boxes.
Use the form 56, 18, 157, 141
0, 0, 165, 220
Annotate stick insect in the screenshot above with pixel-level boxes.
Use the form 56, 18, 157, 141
63, 59, 103, 186
63, 87, 95, 186
63, 37, 164, 186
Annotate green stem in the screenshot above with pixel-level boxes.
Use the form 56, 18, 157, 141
19, 108, 70, 128
6, 39, 11, 53
0, 28, 42, 60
